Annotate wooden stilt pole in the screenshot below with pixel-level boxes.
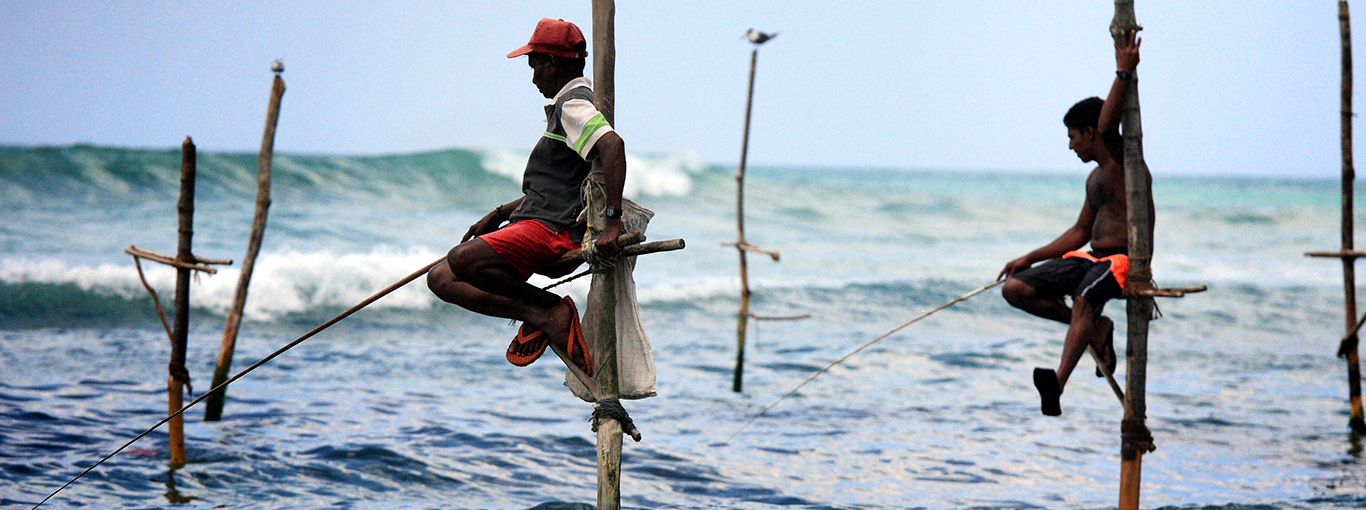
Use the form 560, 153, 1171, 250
1339, 0, 1366, 434
591, 2, 623, 509
205, 65, 285, 422
593, 276, 623, 509
1110, 2, 1157, 508
1305, 1, 1366, 434
733, 48, 758, 393
727, 34, 784, 393
168, 136, 197, 466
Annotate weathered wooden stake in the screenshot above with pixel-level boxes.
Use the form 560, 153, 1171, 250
168, 136, 197, 466
734, 48, 757, 394
205, 65, 286, 422
1338, 0, 1366, 434
1111, 2, 1156, 508
729, 36, 783, 393
1306, 0, 1366, 435
591, 2, 623, 508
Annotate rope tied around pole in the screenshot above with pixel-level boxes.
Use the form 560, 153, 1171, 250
591, 397, 641, 442
168, 362, 193, 395
1342, 331, 1361, 359
1121, 416, 1156, 457
579, 236, 619, 272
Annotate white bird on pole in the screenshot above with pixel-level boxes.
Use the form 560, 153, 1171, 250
271, 59, 284, 74
743, 28, 777, 45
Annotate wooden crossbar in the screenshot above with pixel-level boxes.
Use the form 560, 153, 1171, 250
1306, 249, 1366, 258
1126, 285, 1208, 298
125, 245, 231, 275
722, 240, 781, 261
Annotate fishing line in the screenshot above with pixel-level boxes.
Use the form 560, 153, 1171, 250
34, 231, 660, 507
726, 279, 1004, 442
31, 257, 445, 509
35, 245, 624, 508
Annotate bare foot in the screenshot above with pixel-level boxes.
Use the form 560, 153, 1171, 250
508, 324, 546, 357
541, 300, 575, 354
538, 297, 591, 376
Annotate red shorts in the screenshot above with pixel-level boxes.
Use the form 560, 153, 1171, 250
480, 220, 581, 279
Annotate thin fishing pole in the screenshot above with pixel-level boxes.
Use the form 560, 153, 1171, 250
726, 279, 1004, 443
31, 257, 446, 510
36, 233, 645, 507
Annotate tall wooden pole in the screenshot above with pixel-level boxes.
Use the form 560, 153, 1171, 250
733, 48, 758, 393
1110, 2, 1157, 508
1339, 0, 1366, 434
590, 2, 623, 509
206, 67, 285, 422
168, 136, 196, 466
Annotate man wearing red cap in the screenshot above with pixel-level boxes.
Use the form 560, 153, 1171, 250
427, 18, 626, 378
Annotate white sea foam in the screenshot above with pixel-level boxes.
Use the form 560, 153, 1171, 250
2, 249, 453, 320
474, 147, 704, 198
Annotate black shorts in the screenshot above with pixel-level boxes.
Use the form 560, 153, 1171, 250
1012, 248, 1127, 312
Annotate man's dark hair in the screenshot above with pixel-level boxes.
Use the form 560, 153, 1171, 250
529, 51, 587, 77
1064, 96, 1122, 158
1063, 96, 1104, 131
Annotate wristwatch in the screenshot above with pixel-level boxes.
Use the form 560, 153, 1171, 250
604, 205, 623, 219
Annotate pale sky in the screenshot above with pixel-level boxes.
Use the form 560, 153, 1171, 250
0, 1, 1352, 178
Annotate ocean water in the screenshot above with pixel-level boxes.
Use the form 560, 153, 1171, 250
1, 144, 1362, 509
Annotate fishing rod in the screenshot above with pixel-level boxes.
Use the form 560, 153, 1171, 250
33, 231, 667, 509
726, 279, 1004, 442
30, 257, 445, 509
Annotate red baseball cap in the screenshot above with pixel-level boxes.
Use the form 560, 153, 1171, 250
507, 18, 587, 59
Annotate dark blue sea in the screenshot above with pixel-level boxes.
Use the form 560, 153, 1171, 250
1, 144, 1363, 508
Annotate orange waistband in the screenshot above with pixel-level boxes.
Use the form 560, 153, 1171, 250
1062, 250, 1130, 289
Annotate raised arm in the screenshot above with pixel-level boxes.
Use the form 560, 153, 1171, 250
1097, 30, 1141, 137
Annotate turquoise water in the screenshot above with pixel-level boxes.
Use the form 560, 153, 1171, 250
1, 144, 1362, 508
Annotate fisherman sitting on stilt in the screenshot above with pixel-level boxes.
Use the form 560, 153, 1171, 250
998, 30, 1144, 417
427, 18, 626, 378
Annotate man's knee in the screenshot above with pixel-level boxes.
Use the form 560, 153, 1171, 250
1001, 277, 1034, 307
448, 239, 519, 283
447, 241, 486, 281
426, 260, 452, 295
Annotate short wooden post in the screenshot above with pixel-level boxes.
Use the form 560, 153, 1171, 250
1110, 2, 1157, 508
591, 2, 623, 509
205, 64, 285, 422
168, 136, 197, 466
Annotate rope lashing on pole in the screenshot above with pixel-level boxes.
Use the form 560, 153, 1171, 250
592, 398, 641, 442
726, 279, 1004, 442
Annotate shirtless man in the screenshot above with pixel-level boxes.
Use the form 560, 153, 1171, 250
998, 30, 1142, 416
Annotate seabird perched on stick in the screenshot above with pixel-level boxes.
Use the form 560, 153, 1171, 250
271, 59, 284, 74
742, 28, 777, 45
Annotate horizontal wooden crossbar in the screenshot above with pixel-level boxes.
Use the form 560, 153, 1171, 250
125, 245, 232, 275
1305, 249, 1366, 259
538, 233, 684, 276
722, 240, 781, 261
1125, 285, 1207, 298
